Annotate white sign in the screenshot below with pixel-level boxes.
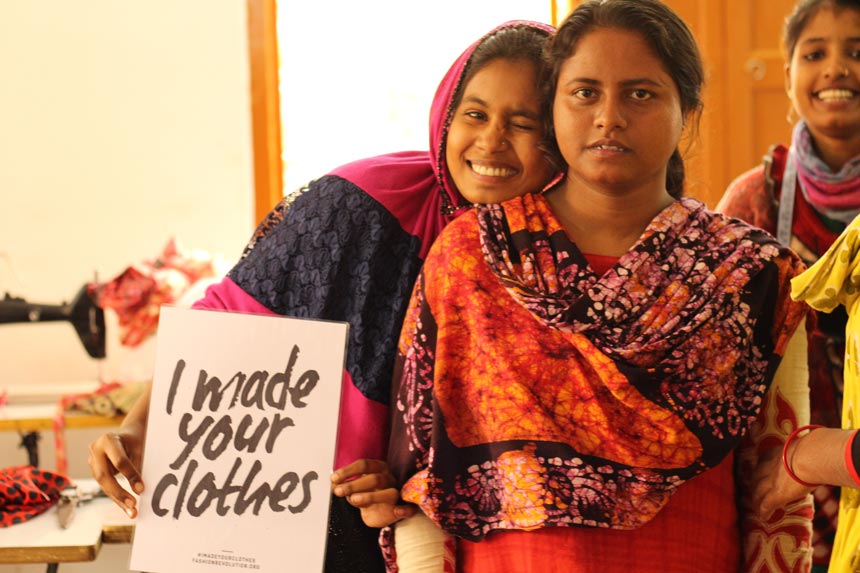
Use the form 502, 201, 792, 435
130, 306, 347, 573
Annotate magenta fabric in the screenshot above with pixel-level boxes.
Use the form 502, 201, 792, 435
793, 121, 860, 222
193, 276, 272, 316
193, 278, 388, 468
335, 372, 389, 467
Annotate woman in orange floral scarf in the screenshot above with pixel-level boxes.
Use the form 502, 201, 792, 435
386, 1, 810, 572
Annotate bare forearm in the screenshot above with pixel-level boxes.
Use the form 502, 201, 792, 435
120, 383, 151, 434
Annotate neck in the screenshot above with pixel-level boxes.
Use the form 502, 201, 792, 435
546, 178, 675, 257
811, 132, 860, 173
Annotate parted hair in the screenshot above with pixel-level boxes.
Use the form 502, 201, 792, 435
784, 0, 860, 58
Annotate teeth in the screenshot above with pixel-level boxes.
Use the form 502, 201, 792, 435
817, 89, 855, 101
595, 145, 625, 151
471, 164, 516, 177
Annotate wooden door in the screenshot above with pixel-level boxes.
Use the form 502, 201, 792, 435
723, 0, 798, 188
659, 0, 727, 206
659, 0, 797, 206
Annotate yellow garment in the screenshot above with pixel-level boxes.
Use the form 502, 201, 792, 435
791, 216, 860, 573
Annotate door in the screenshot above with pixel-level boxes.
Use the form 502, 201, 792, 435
724, 0, 798, 187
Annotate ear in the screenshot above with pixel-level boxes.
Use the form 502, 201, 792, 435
784, 62, 792, 95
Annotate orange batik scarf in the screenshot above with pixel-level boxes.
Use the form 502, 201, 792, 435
388, 193, 807, 541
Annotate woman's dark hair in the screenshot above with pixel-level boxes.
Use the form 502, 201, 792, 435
784, 0, 860, 58
447, 24, 563, 171
451, 25, 552, 111
543, 0, 704, 198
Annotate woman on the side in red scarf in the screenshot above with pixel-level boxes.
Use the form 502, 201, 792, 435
717, 1, 860, 570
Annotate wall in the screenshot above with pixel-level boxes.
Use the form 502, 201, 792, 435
279, 1, 553, 194
0, 1, 254, 571
0, 1, 254, 388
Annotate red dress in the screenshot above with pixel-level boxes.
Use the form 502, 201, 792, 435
459, 454, 738, 573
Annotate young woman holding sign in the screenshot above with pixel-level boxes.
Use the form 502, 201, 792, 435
88, 20, 560, 572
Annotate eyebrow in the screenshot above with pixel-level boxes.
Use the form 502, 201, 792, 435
562, 77, 666, 89
461, 95, 541, 120
801, 36, 860, 44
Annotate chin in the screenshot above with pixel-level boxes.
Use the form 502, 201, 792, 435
467, 190, 518, 205
813, 120, 860, 140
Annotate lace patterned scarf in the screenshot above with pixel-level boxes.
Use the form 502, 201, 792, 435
794, 121, 860, 224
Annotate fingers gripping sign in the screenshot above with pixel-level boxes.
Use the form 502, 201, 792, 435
330, 458, 417, 528
89, 429, 145, 517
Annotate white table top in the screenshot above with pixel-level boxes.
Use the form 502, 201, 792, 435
0, 479, 134, 564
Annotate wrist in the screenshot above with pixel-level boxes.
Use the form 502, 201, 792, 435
782, 424, 823, 487
845, 429, 860, 487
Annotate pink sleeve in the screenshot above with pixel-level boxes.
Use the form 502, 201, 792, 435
191, 276, 390, 468
336, 371, 389, 468
192, 276, 275, 315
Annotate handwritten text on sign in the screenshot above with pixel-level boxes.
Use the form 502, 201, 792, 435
152, 346, 319, 518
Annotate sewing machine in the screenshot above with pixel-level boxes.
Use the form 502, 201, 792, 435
0, 284, 106, 359
0, 284, 108, 467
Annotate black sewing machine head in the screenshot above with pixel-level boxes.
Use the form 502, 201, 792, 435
0, 284, 106, 358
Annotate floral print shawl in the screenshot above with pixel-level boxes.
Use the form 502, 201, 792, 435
388, 193, 807, 540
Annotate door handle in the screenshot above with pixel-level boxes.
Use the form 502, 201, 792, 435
744, 57, 766, 81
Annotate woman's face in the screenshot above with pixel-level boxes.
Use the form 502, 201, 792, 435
552, 27, 683, 196
445, 58, 556, 205
786, 7, 860, 145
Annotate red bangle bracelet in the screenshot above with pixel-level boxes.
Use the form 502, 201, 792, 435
782, 424, 824, 487
844, 429, 860, 488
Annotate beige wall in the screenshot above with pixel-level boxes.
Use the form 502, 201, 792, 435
0, 2, 254, 570
0, 0, 255, 391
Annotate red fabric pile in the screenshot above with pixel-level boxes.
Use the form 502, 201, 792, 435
0, 466, 71, 527
92, 238, 217, 347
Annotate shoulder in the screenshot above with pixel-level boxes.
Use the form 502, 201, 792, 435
715, 151, 784, 233
717, 166, 766, 212
702, 201, 803, 271
263, 175, 400, 237
694, 198, 774, 240
424, 208, 481, 264
681, 198, 786, 257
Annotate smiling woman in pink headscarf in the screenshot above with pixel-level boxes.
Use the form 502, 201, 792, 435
87, 21, 560, 572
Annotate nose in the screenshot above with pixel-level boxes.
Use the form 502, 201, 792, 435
824, 55, 850, 79
476, 121, 508, 152
594, 97, 627, 132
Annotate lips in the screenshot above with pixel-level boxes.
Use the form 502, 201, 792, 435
587, 139, 630, 152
